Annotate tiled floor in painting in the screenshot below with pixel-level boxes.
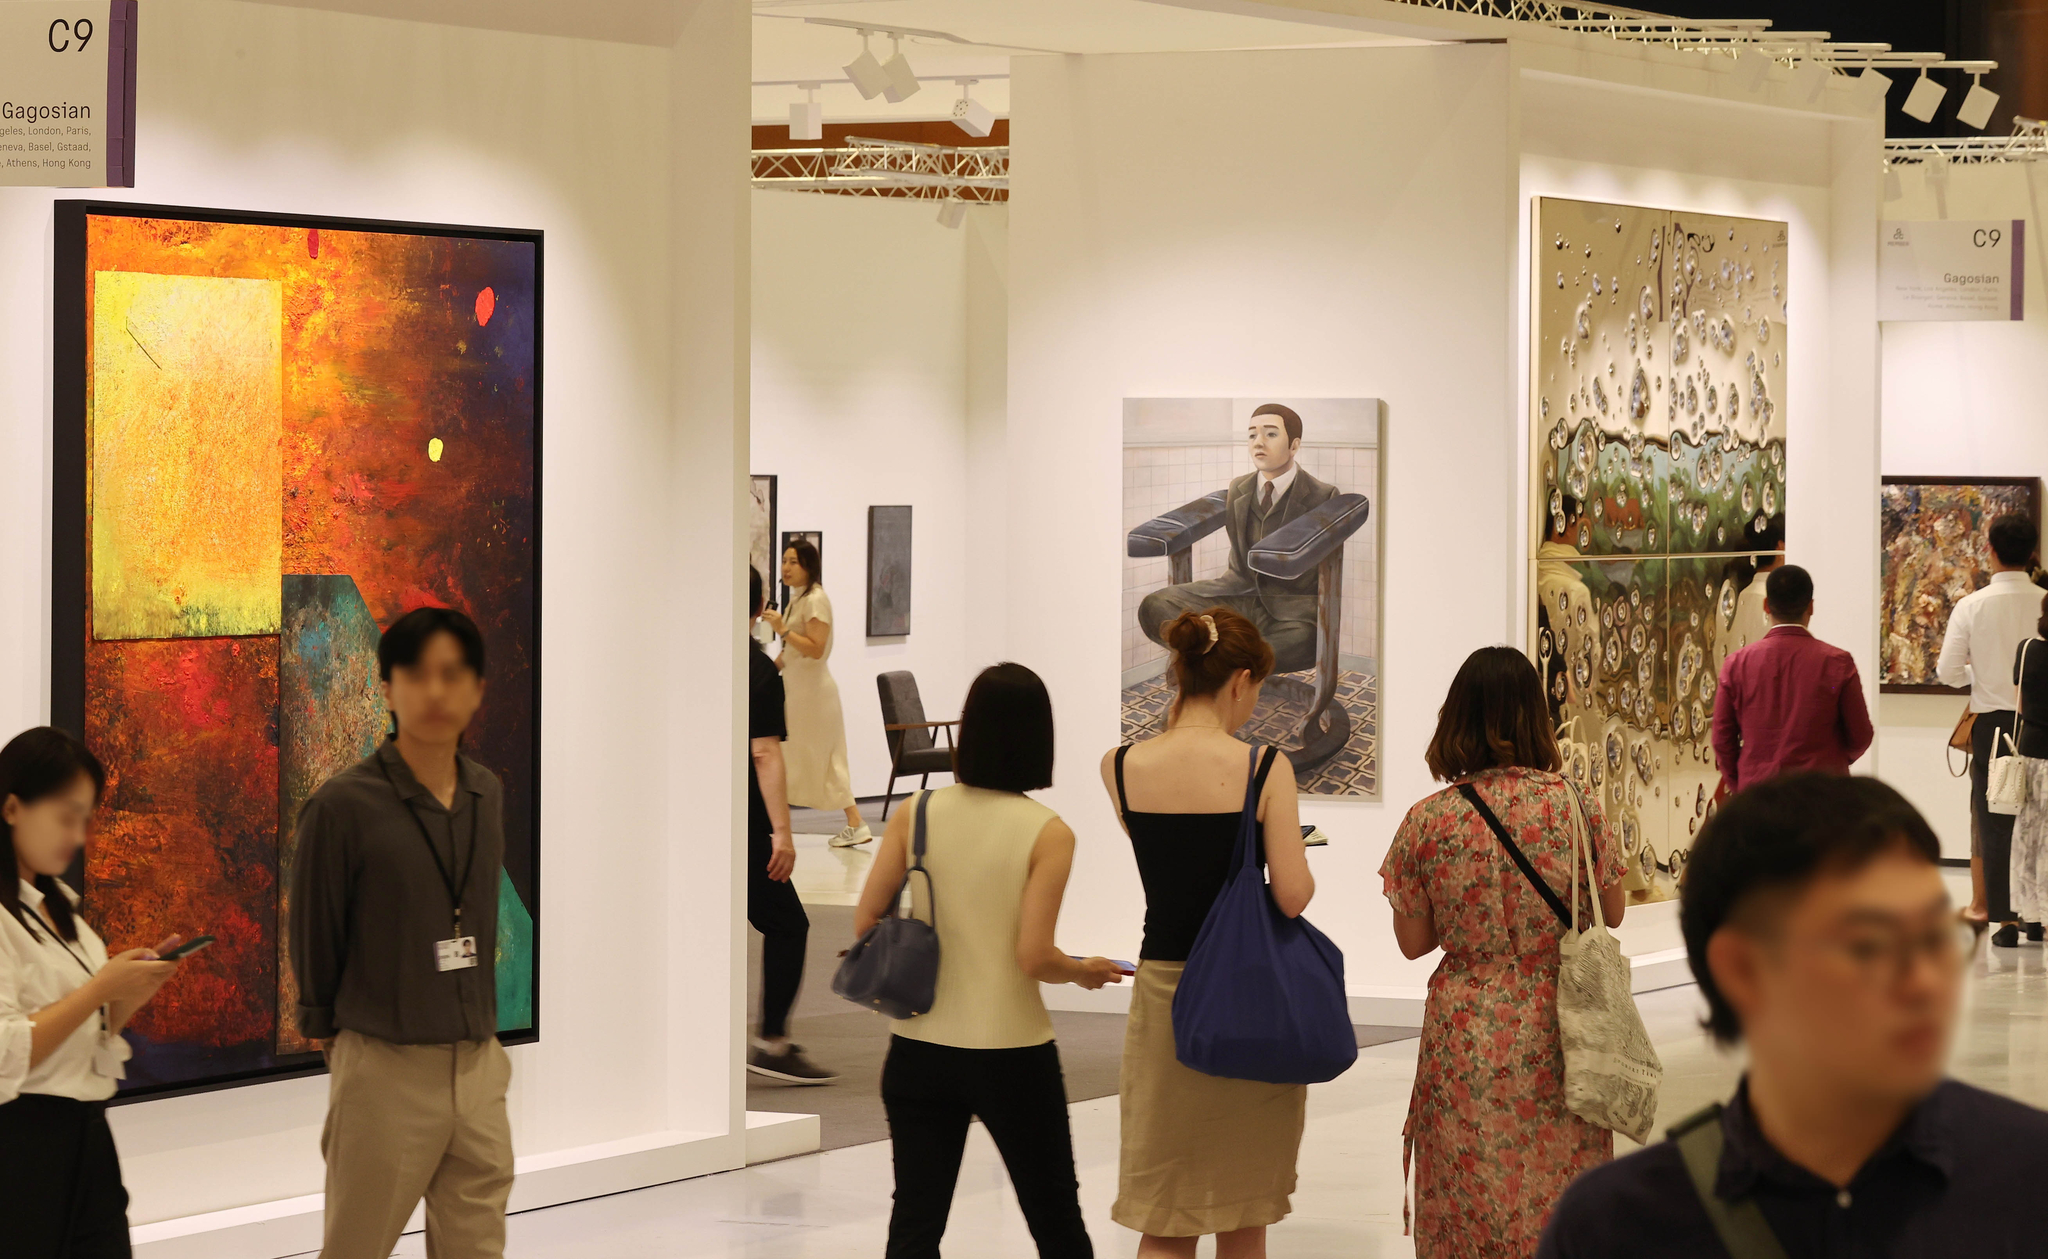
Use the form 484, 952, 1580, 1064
1122, 668, 1380, 797
375, 938, 2048, 1258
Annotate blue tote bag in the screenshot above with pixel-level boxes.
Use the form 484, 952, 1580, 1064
1171, 746, 1357, 1085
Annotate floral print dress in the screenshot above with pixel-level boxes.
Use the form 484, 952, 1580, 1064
1379, 766, 1625, 1258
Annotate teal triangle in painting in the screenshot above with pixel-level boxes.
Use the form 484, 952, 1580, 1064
495, 869, 535, 1032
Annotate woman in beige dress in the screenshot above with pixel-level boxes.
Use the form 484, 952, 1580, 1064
1098, 606, 1315, 1259
761, 539, 871, 847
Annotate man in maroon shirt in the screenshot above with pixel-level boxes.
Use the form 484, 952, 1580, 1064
1712, 565, 1874, 792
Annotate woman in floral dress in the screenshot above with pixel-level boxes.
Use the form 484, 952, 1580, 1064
1380, 646, 1628, 1257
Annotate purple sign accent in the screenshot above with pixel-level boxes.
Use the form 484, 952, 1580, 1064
104, 1, 137, 187
2013, 219, 2025, 322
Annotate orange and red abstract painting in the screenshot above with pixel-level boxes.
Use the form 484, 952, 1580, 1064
54, 203, 540, 1095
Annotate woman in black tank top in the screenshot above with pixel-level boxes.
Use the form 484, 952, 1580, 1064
1098, 607, 1316, 1258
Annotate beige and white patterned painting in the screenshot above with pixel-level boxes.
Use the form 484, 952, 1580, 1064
1530, 198, 1789, 902
1122, 398, 1382, 798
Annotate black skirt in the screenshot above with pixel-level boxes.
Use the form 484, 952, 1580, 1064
0, 1092, 132, 1258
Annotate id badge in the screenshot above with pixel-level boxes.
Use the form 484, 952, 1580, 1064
435, 935, 479, 972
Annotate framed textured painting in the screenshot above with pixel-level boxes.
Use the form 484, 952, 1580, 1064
867, 506, 912, 637
52, 202, 541, 1098
1880, 476, 2043, 693
749, 475, 778, 595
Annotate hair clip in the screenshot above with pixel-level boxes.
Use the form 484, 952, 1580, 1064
1198, 613, 1219, 653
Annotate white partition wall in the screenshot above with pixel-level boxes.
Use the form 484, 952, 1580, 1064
0, 1, 757, 1253
1005, 35, 1883, 1017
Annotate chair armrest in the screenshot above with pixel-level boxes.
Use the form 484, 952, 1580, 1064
884, 720, 960, 731
1248, 494, 1371, 580
1127, 490, 1229, 559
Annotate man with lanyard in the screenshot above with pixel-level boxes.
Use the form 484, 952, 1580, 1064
289, 606, 513, 1258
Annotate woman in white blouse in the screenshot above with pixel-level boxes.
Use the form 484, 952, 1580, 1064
0, 727, 183, 1255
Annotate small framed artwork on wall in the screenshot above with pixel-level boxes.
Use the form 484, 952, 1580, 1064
780, 529, 822, 609
1880, 476, 2044, 693
867, 506, 913, 637
749, 475, 777, 595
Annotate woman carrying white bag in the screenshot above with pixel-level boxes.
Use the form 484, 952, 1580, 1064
2004, 595, 2048, 941
1381, 647, 1658, 1259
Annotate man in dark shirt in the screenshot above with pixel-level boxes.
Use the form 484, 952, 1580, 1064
1711, 565, 1874, 791
746, 566, 834, 1084
1538, 774, 2048, 1258
288, 606, 514, 1259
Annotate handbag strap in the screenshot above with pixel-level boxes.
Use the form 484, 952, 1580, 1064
1233, 745, 1281, 871
1670, 1105, 1792, 1259
1457, 782, 1572, 930
895, 790, 936, 926
1114, 744, 1131, 819
1561, 782, 1603, 934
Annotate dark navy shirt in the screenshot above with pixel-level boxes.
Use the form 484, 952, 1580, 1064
1537, 1077, 2048, 1259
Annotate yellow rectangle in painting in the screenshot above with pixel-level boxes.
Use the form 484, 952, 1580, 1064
92, 272, 284, 640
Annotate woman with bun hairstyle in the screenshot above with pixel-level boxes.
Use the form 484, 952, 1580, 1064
0, 726, 188, 1255
1099, 607, 1315, 1259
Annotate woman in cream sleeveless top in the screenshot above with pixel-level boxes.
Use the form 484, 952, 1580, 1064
854, 663, 1123, 1258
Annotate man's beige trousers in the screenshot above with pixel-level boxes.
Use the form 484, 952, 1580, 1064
320, 1029, 514, 1258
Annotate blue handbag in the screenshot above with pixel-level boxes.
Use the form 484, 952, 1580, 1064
1172, 746, 1357, 1085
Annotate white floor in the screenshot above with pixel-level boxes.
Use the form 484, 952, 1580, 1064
375, 930, 2048, 1258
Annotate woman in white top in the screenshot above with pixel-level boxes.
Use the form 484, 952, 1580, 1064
762, 538, 872, 848
855, 663, 1123, 1258
0, 727, 183, 1256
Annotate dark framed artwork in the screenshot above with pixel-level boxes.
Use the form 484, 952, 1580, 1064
52, 202, 541, 1100
749, 475, 778, 596
866, 506, 913, 637
780, 529, 822, 609
1880, 476, 2043, 693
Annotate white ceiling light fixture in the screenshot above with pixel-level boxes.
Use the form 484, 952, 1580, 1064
1740, 44, 1773, 92
1925, 150, 1952, 189
1857, 66, 1893, 101
951, 79, 995, 138
1902, 70, 1948, 123
1882, 161, 1903, 202
1958, 74, 2000, 130
937, 199, 967, 229
1794, 57, 1829, 102
880, 34, 920, 104
789, 83, 822, 142
843, 29, 890, 100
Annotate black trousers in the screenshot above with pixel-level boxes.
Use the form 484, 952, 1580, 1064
747, 826, 810, 1039
1973, 711, 2025, 922
0, 1094, 132, 1258
881, 1035, 1093, 1259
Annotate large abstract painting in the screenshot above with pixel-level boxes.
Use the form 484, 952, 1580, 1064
1530, 198, 1788, 903
53, 202, 541, 1097
1880, 477, 2042, 692
1121, 398, 1382, 798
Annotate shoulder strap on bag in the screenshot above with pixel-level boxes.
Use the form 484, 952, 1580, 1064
1670, 1105, 1792, 1259
898, 790, 936, 927
1456, 782, 1572, 929
1114, 744, 1132, 818
1253, 745, 1280, 798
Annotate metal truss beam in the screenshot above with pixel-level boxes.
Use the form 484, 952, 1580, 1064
752, 137, 1009, 201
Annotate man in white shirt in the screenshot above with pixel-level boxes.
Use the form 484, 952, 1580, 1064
1937, 512, 2042, 945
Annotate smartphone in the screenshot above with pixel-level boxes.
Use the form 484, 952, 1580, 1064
160, 935, 216, 961
1069, 955, 1139, 975
1302, 824, 1330, 848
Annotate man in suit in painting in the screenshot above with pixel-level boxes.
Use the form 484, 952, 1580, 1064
1137, 403, 1337, 671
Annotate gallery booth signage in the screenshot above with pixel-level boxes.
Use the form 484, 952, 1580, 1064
0, 1, 135, 186
1878, 219, 2026, 322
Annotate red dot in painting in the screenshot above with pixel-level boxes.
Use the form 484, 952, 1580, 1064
307, 229, 320, 258
475, 286, 496, 327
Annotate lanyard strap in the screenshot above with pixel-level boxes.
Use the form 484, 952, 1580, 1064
377, 755, 479, 933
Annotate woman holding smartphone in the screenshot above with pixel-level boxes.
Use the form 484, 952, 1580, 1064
0, 726, 186, 1256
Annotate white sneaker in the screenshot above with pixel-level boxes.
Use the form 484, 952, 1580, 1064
830, 824, 873, 848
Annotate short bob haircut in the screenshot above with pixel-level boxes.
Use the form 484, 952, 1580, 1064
952, 662, 1054, 793
378, 606, 487, 682
1424, 645, 1559, 782
1988, 511, 2038, 567
1682, 773, 1941, 1045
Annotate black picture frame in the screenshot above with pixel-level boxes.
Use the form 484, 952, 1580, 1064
1879, 474, 2043, 695
53, 201, 543, 1102
866, 506, 913, 637
780, 529, 822, 610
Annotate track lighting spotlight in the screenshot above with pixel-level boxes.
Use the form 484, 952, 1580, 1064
1901, 70, 1946, 123
951, 79, 995, 138
1957, 74, 1999, 130
1856, 66, 1892, 102
789, 82, 822, 142
1882, 162, 1903, 202
881, 35, 920, 104
1740, 47, 1771, 92
844, 30, 889, 101
937, 199, 967, 229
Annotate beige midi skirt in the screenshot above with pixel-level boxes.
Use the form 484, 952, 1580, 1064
1113, 960, 1307, 1237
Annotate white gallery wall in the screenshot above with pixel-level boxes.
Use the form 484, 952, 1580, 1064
0, 0, 753, 1252
1006, 37, 1882, 1009
1878, 160, 2048, 859
750, 190, 983, 802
